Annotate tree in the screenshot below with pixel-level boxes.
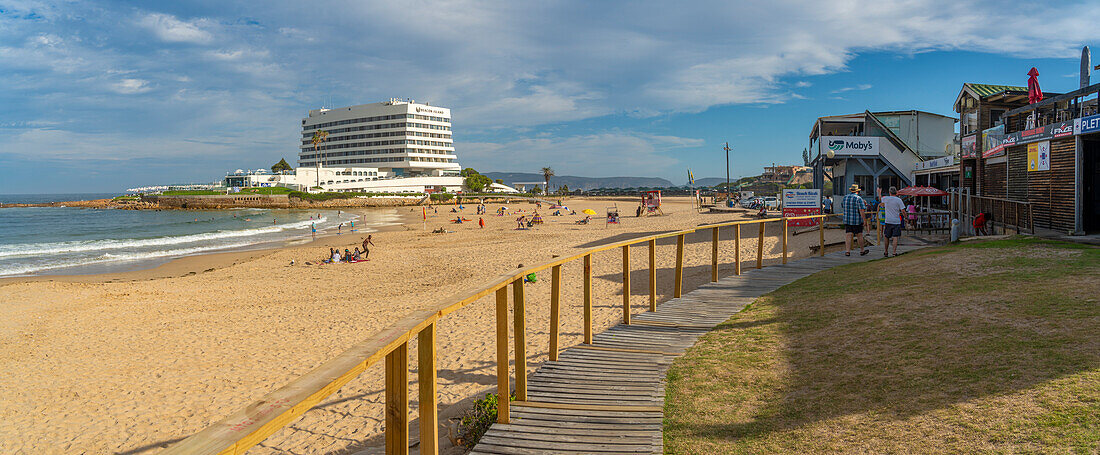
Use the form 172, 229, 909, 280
495, 179, 503, 184
557, 184, 569, 195
802, 148, 810, 166
464, 173, 492, 192
271, 158, 292, 173
531, 185, 542, 195
541, 167, 555, 194
461, 167, 479, 177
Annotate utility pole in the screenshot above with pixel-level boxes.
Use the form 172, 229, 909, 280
724, 142, 732, 207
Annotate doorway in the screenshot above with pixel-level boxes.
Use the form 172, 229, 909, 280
1084, 137, 1100, 232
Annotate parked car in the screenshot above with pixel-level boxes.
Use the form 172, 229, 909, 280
740, 196, 762, 209
762, 196, 779, 210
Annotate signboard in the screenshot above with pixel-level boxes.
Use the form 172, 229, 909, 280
914, 155, 956, 172
1027, 141, 1051, 172
820, 136, 880, 157
961, 134, 978, 158
981, 125, 1005, 158
1075, 113, 1100, 135
782, 189, 821, 227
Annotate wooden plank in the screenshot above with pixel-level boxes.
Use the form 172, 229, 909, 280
647, 239, 656, 312
574, 345, 678, 356
385, 342, 408, 455
756, 222, 765, 269
782, 220, 788, 264
495, 287, 509, 424
711, 226, 719, 282
513, 278, 527, 401
549, 265, 561, 362
513, 401, 663, 413
583, 254, 592, 344
734, 224, 741, 275
417, 324, 438, 455
674, 233, 685, 298
622, 245, 630, 325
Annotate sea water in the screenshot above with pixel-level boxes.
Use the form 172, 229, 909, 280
0, 194, 400, 277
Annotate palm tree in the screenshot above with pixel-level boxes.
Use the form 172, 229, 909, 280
311, 130, 329, 187
541, 167, 555, 195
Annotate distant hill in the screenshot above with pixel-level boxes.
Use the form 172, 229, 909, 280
484, 172, 674, 190
694, 177, 732, 187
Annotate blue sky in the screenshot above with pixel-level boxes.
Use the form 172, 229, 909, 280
2, 0, 1100, 193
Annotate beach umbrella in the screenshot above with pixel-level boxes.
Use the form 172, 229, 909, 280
1027, 67, 1043, 104
582, 209, 597, 215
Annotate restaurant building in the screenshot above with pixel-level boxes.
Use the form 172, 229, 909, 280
809, 110, 956, 199
971, 82, 1100, 233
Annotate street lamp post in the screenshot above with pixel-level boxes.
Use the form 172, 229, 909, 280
724, 142, 732, 207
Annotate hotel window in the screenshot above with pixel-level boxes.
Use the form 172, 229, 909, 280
988, 109, 1005, 127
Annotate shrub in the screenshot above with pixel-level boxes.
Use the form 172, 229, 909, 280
458, 392, 512, 449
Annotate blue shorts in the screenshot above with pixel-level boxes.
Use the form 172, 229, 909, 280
883, 223, 902, 238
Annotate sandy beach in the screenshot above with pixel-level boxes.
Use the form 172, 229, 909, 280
0, 197, 851, 454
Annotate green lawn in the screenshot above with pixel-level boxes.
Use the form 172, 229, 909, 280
664, 237, 1100, 454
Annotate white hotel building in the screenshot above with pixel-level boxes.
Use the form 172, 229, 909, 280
223, 99, 516, 193
298, 99, 461, 177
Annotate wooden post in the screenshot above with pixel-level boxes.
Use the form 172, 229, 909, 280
1014, 204, 1020, 235
622, 245, 631, 325
549, 265, 561, 361
711, 226, 719, 282
734, 224, 741, 275
512, 278, 526, 401
495, 287, 509, 424
674, 234, 685, 298
583, 254, 592, 344
385, 342, 409, 455
648, 239, 656, 312
818, 216, 825, 257
417, 324, 438, 455
1029, 204, 1034, 235
1000, 200, 1006, 235
781, 220, 788, 265
756, 222, 764, 269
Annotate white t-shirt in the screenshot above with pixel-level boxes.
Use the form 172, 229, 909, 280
881, 195, 905, 224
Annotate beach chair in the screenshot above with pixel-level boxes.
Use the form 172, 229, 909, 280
606, 205, 620, 226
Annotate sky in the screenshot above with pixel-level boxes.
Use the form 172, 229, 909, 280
2, 0, 1100, 193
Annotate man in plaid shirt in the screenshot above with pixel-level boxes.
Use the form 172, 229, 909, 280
842, 184, 868, 256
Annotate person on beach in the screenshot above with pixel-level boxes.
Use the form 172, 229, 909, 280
822, 195, 833, 214
842, 184, 868, 256
479, 217, 485, 229
362, 235, 375, 259
329, 248, 340, 263
353, 247, 362, 260
881, 186, 905, 257
343, 249, 352, 262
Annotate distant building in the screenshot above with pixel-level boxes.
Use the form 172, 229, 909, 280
809, 110, 957, 198
299, 99, 461, 178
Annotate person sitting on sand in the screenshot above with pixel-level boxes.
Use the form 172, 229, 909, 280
353, 247, 362, 260
330, 248, 341, 263
343, 249, 353, 262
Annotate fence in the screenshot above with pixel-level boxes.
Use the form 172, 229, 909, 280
164, 214, 834, 455
948, 189, 1034, 236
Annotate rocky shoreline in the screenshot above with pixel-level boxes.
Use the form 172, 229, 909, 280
1, 194, 540, 210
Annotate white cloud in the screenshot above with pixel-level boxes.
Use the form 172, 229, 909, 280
831, 84, 873, 94
111, 78, 151, 94
138, 13, 213, 44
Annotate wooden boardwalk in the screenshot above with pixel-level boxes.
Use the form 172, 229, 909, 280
471, 245, 924, 454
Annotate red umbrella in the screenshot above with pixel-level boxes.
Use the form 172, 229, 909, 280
1028, 67, 1043, 104
897, 186, 948, 197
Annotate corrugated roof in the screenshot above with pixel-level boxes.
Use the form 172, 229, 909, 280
964, 83, 1027, 98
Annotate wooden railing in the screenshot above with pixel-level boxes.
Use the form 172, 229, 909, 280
164, 214, 834, 455
948, 190, 1034, 235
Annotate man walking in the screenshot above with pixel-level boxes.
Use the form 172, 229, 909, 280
842, 184, 868, 256
361, 235, 375, 259
881, 186, 905, 257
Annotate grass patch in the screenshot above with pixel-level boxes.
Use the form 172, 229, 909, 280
664, 237, 1100, 454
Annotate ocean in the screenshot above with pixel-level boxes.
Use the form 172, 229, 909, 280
0, 194, 401, 277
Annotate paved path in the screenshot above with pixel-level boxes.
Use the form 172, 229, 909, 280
471, 245, 925, 454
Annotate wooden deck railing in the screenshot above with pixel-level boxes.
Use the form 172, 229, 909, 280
164, 214, 834, 455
